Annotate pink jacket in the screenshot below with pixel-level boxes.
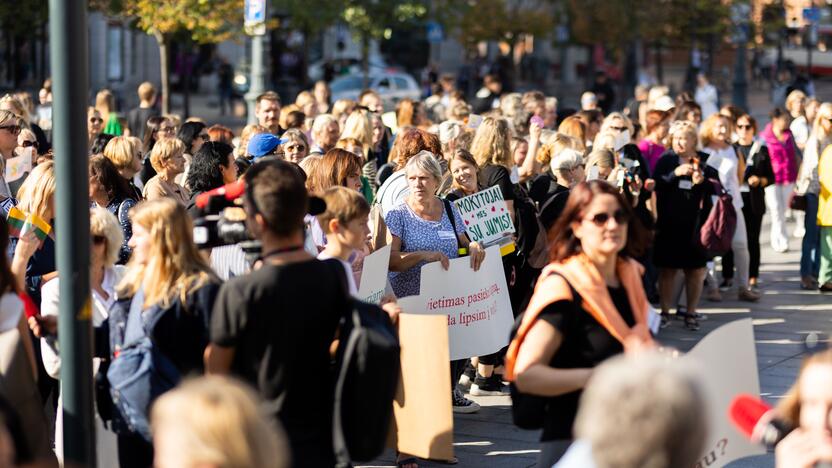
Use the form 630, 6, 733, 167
760, 124, 798, 184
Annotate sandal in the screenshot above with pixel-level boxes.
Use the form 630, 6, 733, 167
684, 314, 700, 331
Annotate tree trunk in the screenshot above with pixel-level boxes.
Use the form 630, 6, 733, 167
654, 41, 663, 85
361, 32, 370, 88
300, 27, 311, 88
154, 30, 170, 115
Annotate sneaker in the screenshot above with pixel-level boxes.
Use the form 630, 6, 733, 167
718, 279, 733, 291
738, 288, 760, 302
794, 226, 806, 238
470, 374, 509, 396
452, 389, 480, 413
458, 362, 476, 389
660, 313, 670, 329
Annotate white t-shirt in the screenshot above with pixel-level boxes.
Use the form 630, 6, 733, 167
704, 145, 744, 210
0, 292, 23, 333
317, 252, 358, 297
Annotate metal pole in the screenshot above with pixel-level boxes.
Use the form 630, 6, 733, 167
246, 34, 265, 125
733, 44, 748, 112
49, 0, 95, 465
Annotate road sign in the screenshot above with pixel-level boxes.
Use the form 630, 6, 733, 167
426, 21, 444, 44
245, 0, 266, 36
803, 7, 821, 24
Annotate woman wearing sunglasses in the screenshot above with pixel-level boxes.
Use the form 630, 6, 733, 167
0, 110, 21, 199
88, 107, 104, 150
507, 180, 654, 467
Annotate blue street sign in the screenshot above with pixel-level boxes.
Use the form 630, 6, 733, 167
245, 0, 266, 24
803, 7, 821, 23
426, 21, 444, 44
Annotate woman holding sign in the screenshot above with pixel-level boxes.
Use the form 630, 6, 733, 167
385, 150, 485, 415
505, 180, 654, 467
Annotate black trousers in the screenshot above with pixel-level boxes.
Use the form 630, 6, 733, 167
722, 196, 764, 280
117, 433, 153, 468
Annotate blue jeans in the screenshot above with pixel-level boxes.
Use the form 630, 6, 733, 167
801, 193, 821, 278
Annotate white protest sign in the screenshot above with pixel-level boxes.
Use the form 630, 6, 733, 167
452, 185, 515, 246
682, 319, 765, 468
357, 245, 391, 304
410, 245, 514, 360
5, 148, 32, 182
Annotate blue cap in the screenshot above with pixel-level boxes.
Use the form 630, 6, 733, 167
247, 133, 285, 159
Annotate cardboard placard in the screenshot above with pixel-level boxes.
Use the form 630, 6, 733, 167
682, 319, 766, 468
388, 304, 454, 461
357, 245, 391, 304
452, 186, 515, 247
6, 148, 32, 182
415, 245, 514, 360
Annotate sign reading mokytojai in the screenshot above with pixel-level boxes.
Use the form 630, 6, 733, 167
452, 185, 515, 246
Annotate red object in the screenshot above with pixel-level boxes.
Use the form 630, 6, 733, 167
195, 180, 246, 209
729, 394, 772, 439
19, 291, 39, 319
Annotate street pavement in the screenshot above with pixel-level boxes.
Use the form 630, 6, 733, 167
363, 215, 831, 468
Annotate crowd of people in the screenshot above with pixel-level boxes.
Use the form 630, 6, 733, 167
0, 68, 829, 468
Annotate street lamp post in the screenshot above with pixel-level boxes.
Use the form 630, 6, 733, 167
731, 2, 751, 112
244, 0, 267, 124
49, 0, 95, 464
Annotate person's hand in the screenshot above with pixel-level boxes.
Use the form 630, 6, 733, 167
28, 314, 57, 338
13, 231, 40, 264
643, 178, 656, 191
692, 170, 705, 185
380, 300, 401, 325
529, 119, 542, 142
429, 251, 450, 270
748, 175, 761, 187
468, 242, 485, 271
775, 428, 832, 468
675, 164, 694, 177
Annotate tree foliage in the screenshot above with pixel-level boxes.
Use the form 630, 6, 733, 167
436, 0, 556, 51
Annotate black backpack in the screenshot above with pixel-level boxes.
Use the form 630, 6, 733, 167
331, 265, 401, 466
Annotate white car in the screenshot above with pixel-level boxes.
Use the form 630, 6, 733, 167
329, 71, 421, 112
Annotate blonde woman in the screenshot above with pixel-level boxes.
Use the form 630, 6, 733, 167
0, 110, 21, 198
331, 99, 357, 129
279, 128, 310, 164
143, 138, 189, 205
103, 136, 144, 200
152, 376, 289, 468
530, 133, 582, 205
797, 103, 832, 290
236, 123, 268, 159
470, 116, 516, 216
700, 113, 759, 301
40, 207, 125, 466
88, 106, 104, 149
786, 90, 809, 150
107, 198, 220, 466
96, 89, 122, 135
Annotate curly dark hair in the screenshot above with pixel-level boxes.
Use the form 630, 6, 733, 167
186, 141, 234, 194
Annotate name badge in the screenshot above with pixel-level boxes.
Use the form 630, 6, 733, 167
678, 180, 693, 190
438, 231, 456, 240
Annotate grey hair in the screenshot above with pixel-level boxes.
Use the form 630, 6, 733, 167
404, 150, 443, 184
311, 113, 337, 136
574, 352, 707, 468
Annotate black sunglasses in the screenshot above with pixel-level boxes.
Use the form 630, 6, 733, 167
21, 140, 38, 148
0, 125, 21, 135
198, 133, 210, 140
586, 209, 629, 227
89, 117, 103, 124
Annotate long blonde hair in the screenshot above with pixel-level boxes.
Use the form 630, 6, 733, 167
469, 116, 512, 168
340, 110, 372, 154
16, 161, 56, 221
699, 113, 730, 148
117, 199, 216, 308
151, 376, 289, 468
95, 89, 115, 118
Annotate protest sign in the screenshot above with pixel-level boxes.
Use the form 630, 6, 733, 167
357, 245, 390, 304
682, 319, 765, 468
388, 305, 454, 461
5, 148, 32, 183
414, 245, 514, 360
452, 186, 515, 247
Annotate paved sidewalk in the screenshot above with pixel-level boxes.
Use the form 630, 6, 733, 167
363, 216, 831, 468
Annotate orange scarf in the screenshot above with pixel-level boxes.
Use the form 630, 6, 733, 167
505, 254, 655, 381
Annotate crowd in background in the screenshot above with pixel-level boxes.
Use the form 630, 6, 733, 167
0, 65, 830, 468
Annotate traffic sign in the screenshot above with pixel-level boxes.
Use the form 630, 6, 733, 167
245, 0, 266, 36
426, 21, 444, 44
803, 7, 821, 24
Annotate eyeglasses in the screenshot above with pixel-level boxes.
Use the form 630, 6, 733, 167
609, 126, 628, 132
92, 235, 106, 245
585, 209, 629, 227
0, 125, 21, 135
89, 117, 103, 124
736, 124, 753, 130
286, 144, 306, 151
21, 140, 37, 148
